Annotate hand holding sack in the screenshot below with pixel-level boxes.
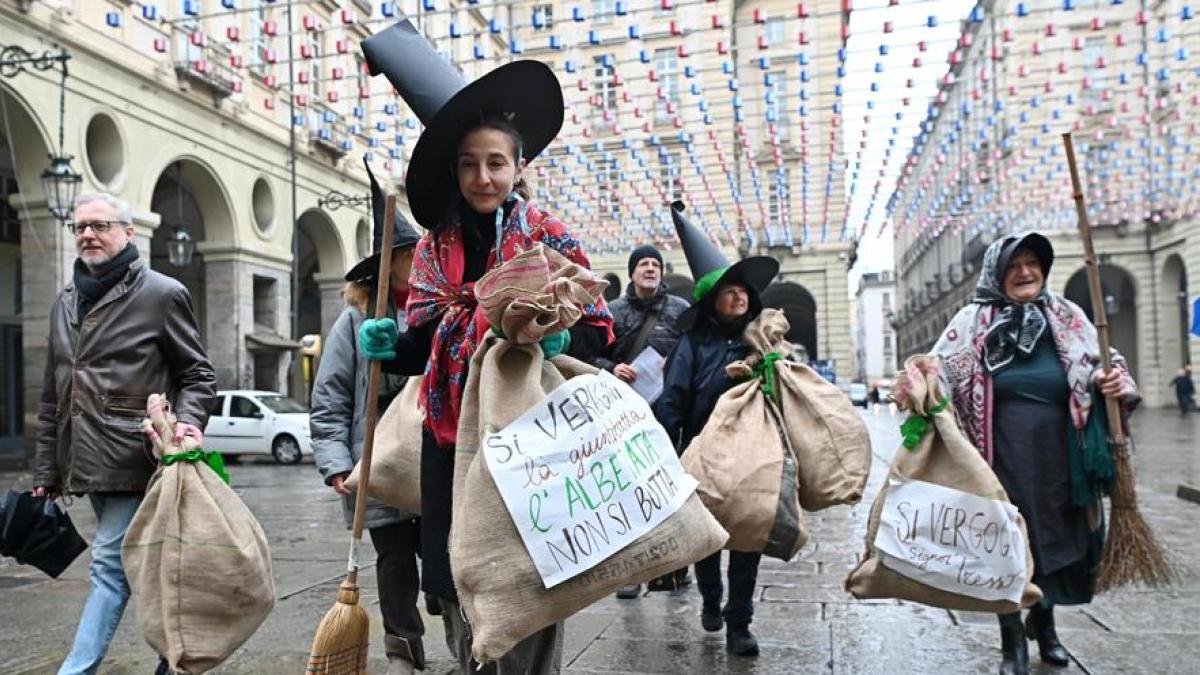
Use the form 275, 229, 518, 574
450, 245, 728, 663
345, 377, 423, 513
121, 394, 275, 674
844, 356, 1042, 613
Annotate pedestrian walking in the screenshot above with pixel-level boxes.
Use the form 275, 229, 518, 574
930, 232, 1140, 675
653, 202, 779, 658
310, 160, 426, 675
591, 244, 690, 600
356, 20, 613, 674
32, 192, 216, 675
1170, 366, 1195, 414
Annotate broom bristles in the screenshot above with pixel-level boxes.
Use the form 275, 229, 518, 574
1096, 448, 1178, 592
306, 581, 370, 674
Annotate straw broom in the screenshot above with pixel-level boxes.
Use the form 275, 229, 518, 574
306, 183, 398, 673
1062, 133, 1175, 591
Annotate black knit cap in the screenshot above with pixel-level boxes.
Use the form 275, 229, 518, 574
628, 245, 663, 277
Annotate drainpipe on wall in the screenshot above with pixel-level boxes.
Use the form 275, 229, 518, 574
286, 0, 299, 398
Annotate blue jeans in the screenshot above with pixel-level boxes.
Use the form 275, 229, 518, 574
59, 493, 142, 675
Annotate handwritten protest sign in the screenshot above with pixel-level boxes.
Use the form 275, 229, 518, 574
483, 371, 698, 588
874, 478, 1027, 604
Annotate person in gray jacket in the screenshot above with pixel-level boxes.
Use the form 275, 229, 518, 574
33, 192, 216, 675
310, 162, 426, 675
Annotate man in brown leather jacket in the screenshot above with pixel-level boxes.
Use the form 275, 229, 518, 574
32, 191, 216, 675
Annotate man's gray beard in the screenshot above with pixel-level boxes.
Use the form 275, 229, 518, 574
81, 251, 113, 271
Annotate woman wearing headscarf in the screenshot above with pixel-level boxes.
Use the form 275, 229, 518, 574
355, 21, 613, 674
653, 202, 779, 658
931, 232, 1139, 675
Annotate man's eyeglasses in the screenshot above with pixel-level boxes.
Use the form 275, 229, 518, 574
67, 221, 125, 235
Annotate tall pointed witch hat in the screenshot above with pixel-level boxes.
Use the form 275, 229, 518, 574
344, 157, 422, 283
671, 200, 779, 331
361, 20, 563, 230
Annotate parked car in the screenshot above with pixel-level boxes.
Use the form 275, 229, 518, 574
848, 382, 870, 408
203, 390, 312, 464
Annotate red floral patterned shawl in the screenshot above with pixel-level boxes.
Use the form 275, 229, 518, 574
406, 199, 613, 447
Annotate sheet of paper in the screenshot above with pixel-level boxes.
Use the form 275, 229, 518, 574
627, 346, 666, 403
482, 371, 697, 588
874, 477, 1027, 604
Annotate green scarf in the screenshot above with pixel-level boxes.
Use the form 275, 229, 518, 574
1070, 387, 1115, 507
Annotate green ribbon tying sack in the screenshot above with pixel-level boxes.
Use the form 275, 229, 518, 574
162, 449, 231, 485
739, 351, 784, 401
899, 397, 950, 450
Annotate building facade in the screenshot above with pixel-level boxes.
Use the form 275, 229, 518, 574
889, 0, 1198, 407
0, 0, 855, 463
854, 270, 895, 382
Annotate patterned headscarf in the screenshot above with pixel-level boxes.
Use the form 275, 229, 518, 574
974, 233, 1051, 373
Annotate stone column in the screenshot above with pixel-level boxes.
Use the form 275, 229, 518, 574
199, 250, 255, 390
15, 195, 72, 461
315, 273, 347, 339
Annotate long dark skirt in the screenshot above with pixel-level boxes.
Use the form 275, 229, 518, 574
993, 398, 1098, 606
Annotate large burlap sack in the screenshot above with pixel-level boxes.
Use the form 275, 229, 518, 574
122, 394, 275, 674
680, 378, 807, 561
734, 309, 872, 511
450, 245, 728, 663
345, 377, 422, 513
844, 356, 1042, 613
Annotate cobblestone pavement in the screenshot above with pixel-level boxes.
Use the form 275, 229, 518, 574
1, 406, 1197, 674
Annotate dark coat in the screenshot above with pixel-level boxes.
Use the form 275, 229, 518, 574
591, 283, 691, 371
34, 261, 216, 493
652, 326, 750, 453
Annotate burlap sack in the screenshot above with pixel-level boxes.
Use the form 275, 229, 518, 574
122, 394, 275, 674
450, 246, 728, 663
733, 309, 872, 511
844, 356, 1042, 613
680, 378, 807, 560
345, 377, 422, 513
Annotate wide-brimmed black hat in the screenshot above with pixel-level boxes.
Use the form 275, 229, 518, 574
670, 200, 779, 331
345, 157, 422, 283
361, 20, 563, 230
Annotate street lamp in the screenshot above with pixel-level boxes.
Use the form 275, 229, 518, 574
0, 44, 80, 225
165, 161, 195, 268
166, 225, 195, 268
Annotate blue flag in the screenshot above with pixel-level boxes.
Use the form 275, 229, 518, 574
1192, 297, 1200, 338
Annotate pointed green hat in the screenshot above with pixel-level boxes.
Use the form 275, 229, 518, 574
670, 200, 778, 330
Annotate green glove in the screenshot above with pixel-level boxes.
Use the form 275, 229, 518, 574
540, 330, 571, 359
359, 318, 398, 361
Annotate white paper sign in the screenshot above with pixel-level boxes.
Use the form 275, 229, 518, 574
627, 347, 666, 402
483, 371, 698, 588
874, 477, 1027, 604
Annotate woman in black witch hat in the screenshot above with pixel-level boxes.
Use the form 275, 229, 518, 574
652, 201, 779, 658
355, 21, 613, 674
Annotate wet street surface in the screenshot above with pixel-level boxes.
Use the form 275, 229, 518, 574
2, 406, 1198, 674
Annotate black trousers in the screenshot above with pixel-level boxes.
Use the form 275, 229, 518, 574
369, 518, 425, 647
694, 550, 762, 628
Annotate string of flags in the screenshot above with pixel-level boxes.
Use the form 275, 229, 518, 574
88, 0, 1197, 258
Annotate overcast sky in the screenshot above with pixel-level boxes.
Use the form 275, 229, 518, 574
843, 0, 975, 289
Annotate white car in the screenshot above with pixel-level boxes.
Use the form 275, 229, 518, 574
203, 390, 313, 464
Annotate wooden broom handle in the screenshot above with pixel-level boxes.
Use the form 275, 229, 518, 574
346, 190, 397, 581
1062, 133, 1125, 444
